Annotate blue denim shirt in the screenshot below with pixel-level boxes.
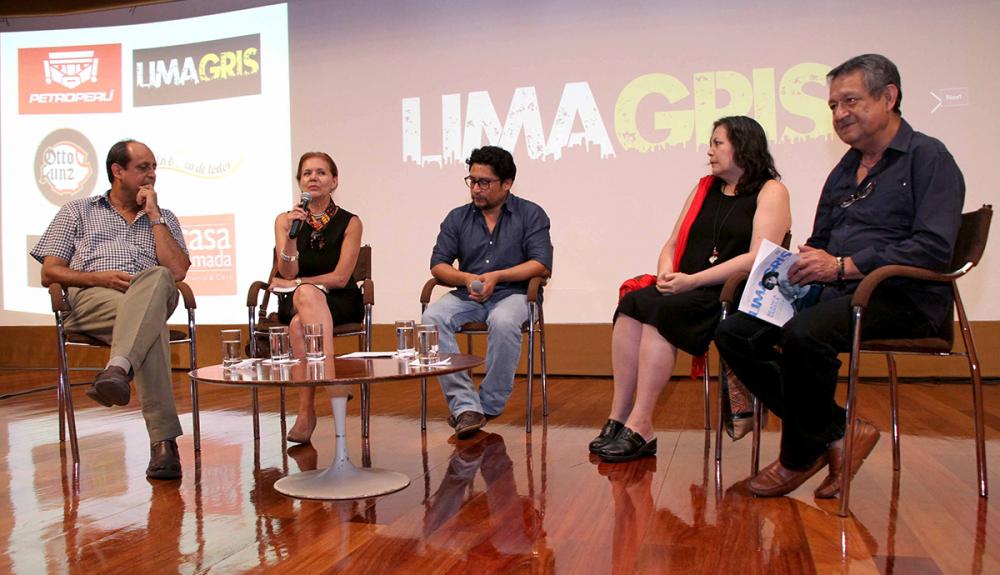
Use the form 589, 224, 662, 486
430, 193, 553, 302
806, 119, 965, 328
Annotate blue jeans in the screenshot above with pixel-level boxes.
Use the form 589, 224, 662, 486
421, 292, 529, 416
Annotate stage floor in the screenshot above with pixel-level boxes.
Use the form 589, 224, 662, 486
0, 369, 996, 574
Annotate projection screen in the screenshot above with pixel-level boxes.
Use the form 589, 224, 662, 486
1, 0, 995, 326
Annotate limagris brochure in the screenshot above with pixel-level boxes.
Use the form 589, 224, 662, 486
738, 239, 813, 327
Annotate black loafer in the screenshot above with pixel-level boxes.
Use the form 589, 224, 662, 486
146, 439, 182, 480
597, 427, 657, 462
588, 419, 625, 454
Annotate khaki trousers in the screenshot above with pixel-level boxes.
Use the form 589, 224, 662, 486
64, 266, 183, 442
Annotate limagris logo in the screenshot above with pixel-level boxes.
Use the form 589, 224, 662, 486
34, 129, 99, 206
18, 44, 122, 114
133, 34, 261, 107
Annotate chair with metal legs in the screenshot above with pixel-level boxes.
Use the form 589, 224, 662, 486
50, 281, 200, 465
713, 232, 791, 474
246, 244, 375, 437
418, 273, 549, 433
838, 204, 992, 516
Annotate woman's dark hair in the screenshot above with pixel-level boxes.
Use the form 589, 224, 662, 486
296, 151, 338, 179
466, 146, 516, 182
712, 116, 780, 196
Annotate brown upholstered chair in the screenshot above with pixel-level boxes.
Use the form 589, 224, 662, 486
418, 273, 549, 433
245, 244, 374, 437
50, 281, 199, 465
838, 204, 993, 516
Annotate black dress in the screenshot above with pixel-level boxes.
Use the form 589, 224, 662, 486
615, 178, 759, 355
277, 206, 364, 325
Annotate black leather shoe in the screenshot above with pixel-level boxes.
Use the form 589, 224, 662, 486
588, 419, 625, 454
146, 439, 182, 480
597, 427, 657, 462
86, 366, 132, 407
454, 411, 486, 439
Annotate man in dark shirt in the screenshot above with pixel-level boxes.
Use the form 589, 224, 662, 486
716, 54, 965, 498
422, 146, 553, 439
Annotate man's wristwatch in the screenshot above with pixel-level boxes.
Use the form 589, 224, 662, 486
149, 217, 164, 227
835, 256, 846, 283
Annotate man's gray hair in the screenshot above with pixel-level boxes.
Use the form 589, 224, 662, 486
827, 54, 902, 115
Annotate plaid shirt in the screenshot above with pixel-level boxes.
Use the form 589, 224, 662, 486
31, 191, 188, 274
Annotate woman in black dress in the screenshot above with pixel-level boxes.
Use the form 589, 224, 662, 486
272, 152, 364, 444
591, 116, 791, 461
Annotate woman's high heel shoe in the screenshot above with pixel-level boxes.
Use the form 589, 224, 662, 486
286, 415, 317, 445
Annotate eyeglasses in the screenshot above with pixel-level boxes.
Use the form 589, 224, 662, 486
840, 179, 875, 208
464, 176, 499, 190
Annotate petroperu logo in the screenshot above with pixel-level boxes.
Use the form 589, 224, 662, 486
19, 44, 121, 114
133, 34, 261, 107
180, 214, 237, 295
34, 129, 99, 206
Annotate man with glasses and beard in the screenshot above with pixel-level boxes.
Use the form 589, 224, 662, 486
715, 54, 965, 498
422, 146, 553, 439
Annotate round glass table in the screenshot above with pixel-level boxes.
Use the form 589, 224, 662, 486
189, 353, 484, 500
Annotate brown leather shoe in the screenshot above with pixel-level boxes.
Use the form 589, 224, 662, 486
146, 439, 182, 480
749, 453, 828, 497
85, 366, 132, 407
815, 418, 881, 499
453, 411, 486, 439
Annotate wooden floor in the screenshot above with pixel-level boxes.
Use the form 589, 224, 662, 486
0, 369, 997, 574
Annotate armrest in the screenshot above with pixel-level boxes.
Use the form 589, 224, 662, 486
851, 265, 958, 309
361, 278, 375, 306
175, 281, 196, 310
526, 275, 549, 303
420, 277, 442, 304
246, 280, 270, 307
48, 283, 70, 313
719, 271, 750, 306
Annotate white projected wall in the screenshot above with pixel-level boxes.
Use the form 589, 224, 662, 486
0, 4, 289, 324
1, 0, 996, 326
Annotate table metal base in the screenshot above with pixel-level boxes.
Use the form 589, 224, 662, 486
274, 393, 410, 500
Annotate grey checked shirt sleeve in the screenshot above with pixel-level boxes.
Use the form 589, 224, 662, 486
161, 209, 190, 257
31, 203, 80, 263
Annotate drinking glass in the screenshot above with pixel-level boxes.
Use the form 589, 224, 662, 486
395, 320, 415, 356
416, 323, 439, 365
220, 329, 242, 367
304, 322, 325, 361
268, 326, 291, 362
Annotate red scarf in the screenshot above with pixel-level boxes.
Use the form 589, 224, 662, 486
618, 175, 715, 379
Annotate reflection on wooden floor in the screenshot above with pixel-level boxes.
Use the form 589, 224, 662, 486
0, 369, 997, 573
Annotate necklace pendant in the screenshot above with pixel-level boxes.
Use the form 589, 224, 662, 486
708, 248, 719, 265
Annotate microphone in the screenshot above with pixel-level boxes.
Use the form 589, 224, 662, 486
288, 192, 312, 239
470, 280, 484, 293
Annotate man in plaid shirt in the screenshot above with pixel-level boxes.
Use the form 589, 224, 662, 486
31, 139, 191, 480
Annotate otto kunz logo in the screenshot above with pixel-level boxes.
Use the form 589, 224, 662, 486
34, 129, 98, 206
18, 44, 121, 114
133, 34, 262, 107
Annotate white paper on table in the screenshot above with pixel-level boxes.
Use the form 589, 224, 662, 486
409, 357, 452, 367
338, 351, 398, 358
260, 358, 301, 365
